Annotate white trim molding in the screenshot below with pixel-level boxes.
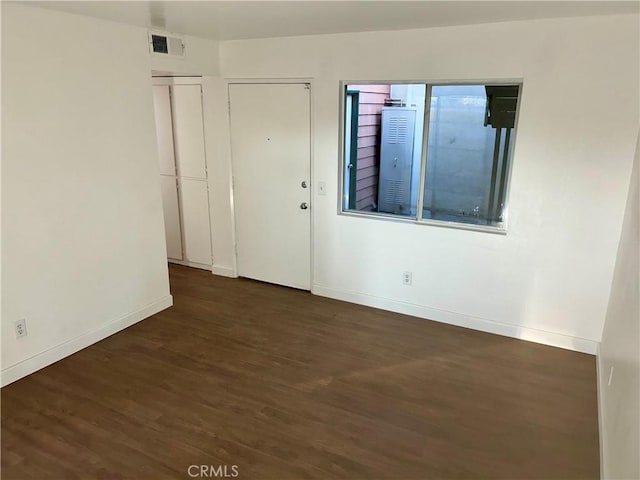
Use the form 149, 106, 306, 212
169, 259, 211, 271
0, 295, 173, 387
212, 265, 237, 278
312, 284, 598, 354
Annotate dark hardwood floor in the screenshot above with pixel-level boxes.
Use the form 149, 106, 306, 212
1, 264, 599, 479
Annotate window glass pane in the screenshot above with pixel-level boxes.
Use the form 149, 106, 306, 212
343, 84, 425, 217
422, 84, 518, 227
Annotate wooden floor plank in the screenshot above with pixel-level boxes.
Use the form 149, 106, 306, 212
1, 264, 599, 479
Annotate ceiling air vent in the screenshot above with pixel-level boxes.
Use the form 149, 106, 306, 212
149, 31, 185, 57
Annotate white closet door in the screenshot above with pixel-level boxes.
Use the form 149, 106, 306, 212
180, 178, 212, 265
172, 85, 207, 179
159, 175, 183, 260
152, 85, 176, 176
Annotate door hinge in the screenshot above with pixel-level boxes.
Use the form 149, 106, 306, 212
227, 100, 231, 115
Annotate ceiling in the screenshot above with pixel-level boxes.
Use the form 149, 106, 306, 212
25, 1, 639, 41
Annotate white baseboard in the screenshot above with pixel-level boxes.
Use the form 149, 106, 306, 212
312, 284, 598, 354
0, 295, 173, 387
212, 265, 236, 278
169, 259, 211, 271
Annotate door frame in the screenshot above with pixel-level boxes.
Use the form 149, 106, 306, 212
225, 78, 315, 289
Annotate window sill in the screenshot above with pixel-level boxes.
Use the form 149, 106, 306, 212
340, 210, 508, 235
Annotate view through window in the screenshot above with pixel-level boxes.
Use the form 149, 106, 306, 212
342, 82, 520, 229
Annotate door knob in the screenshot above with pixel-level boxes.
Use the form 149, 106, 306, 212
301, 181, 307, 188
300, 202, 309, 210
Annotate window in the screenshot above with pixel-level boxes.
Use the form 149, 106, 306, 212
341, 82, 520, 232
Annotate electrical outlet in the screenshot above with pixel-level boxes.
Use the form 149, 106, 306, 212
14, 319, 27, 339
318, 181, 327, 196
402, 271, 412, 286
608, 366, 614, 386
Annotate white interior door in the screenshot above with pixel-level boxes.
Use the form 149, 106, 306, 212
152, 79, 212, 270
152, 85, 176, 176
153, 84, 183, 261
180, 178, 212, 265
159, 176, 183, 260
172, 85, 207, 179
229, 83, 311, 290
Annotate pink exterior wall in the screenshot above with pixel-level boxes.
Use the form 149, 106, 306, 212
348, 84, 390, 211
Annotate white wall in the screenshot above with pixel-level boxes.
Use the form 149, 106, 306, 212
598, 133, 639, 479
1, 4, 172, 385
217, 14, 639, 351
